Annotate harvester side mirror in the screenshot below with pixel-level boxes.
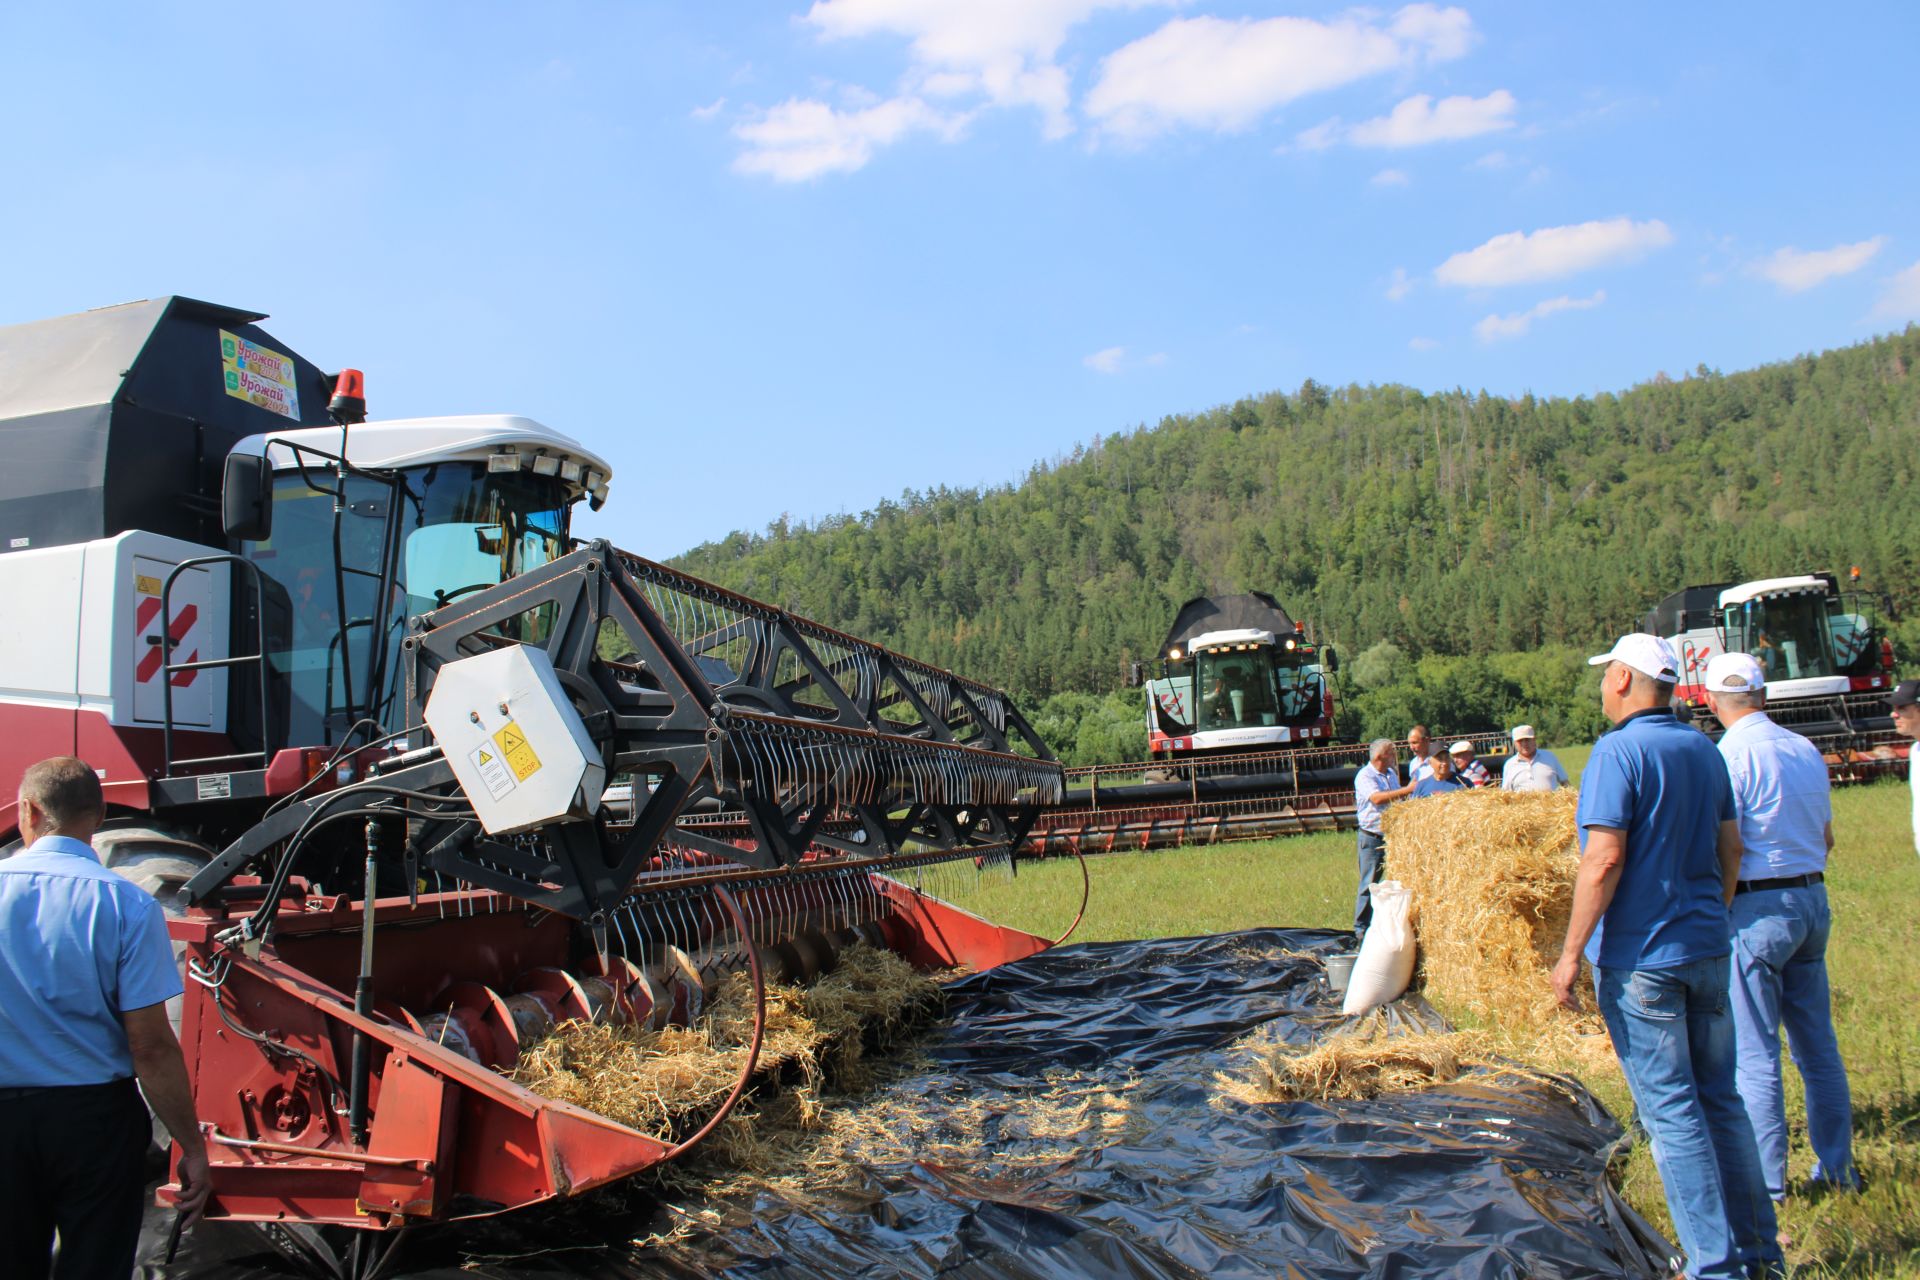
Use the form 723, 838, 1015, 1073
1123, 660, 1146, 689
1324, 646, 1339, 673
223, 452, 273, 542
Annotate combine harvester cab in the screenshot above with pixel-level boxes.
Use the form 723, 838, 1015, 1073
0, 299, 1069, 1276
1649, 571, 1906, 781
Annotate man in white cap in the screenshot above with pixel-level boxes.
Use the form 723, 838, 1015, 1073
1501, 725, 1567, 792
1552, 633, 1780, 1280
1447, 740, 1492, 788
1706, 650, 1856, 1203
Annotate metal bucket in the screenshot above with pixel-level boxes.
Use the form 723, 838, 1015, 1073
1323, 952, 1358, 996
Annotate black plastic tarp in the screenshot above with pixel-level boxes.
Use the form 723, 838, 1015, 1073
142, 929, 1673, 1279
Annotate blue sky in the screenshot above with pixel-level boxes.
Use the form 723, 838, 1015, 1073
4, 3, 1917, 555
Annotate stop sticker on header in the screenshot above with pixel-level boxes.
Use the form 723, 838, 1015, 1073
220, 329, 302, 419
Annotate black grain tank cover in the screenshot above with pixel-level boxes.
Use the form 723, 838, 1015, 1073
1642, 583, 1733, 637
0, 297, 335, 555
1161, 592, 1297, 654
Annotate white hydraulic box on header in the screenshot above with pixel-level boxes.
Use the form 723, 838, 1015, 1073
422, 645, 606, 835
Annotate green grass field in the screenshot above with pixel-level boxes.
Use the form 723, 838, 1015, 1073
966, 772, 1920, 1277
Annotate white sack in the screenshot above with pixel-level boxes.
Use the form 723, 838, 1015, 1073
1342, 879, 1416, 1015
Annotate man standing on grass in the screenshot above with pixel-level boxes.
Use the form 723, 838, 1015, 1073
1411, 750, 1464, 798
1405, 724, 1435, 784
1705, 651, 1857, 1203
1448, 740, 1493, 788
1502, 724, 1568, 792
1352, 738, 1415, 936
1890, 680, 1920, 859
1552, 634, 1781, 1280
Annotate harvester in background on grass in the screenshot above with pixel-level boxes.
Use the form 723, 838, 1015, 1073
0, 298, 1071, 1278
1025, 591, 1511, 855
1646, 571, 1907, 781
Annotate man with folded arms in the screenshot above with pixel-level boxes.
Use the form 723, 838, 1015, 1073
1705, 651, 1857, 1202
1553, 634, 1780, 1280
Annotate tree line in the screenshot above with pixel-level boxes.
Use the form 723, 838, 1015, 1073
672, 328, 1920, 762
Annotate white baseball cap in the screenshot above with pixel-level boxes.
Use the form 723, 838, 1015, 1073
1588, 632, 1680, 683
1448, 739, 1474, 755
1704, 651, 1766, 693
1510, 724, 1536, 742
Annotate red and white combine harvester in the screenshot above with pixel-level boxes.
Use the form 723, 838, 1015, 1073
0, 298, 1068, 1276
1024, 592, 1509, 854
1645, 571, 1905, 780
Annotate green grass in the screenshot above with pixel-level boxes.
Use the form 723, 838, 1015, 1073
969, 772, 1920, 1277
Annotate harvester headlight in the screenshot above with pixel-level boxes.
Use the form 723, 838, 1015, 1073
1168, 647, 1182, 661
1285, 638, 1296, 650
560, 460, 583, 484
531, 454, 561, 477
488, 451, 523, 473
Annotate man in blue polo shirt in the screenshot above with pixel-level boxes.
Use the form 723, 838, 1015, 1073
1552, 635, 1780, 1280
1706, 651, 1856, 1202
1, 757, 211, 1279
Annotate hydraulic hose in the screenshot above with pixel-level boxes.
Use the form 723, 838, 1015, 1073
664, 885, 764, 1161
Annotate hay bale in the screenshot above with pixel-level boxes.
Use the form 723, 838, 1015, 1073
1381, 789, 1615, 1072
1215, 1013, 1496, 1103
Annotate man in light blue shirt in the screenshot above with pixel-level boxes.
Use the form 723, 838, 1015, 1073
1405, 725, 1436, 784
1, 757, 211, 1278
1352, 738, 1414, 935
1707, 651, 1857, 1201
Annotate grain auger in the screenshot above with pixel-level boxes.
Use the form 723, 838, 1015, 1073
165, 541, 1072, 1274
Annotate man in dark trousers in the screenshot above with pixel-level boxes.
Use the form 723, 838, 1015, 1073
1552, 635, 1781, 1280
0, 757, 211, 1279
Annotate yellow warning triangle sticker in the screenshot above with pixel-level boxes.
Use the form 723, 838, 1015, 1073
479, 749, 493, 763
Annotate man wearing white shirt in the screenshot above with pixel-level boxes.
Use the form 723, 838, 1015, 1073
1502, 725, 1568, 792
1707, 651, 1856, 1201
1352, 739, 1415, 936
1891, 680, 1920, 859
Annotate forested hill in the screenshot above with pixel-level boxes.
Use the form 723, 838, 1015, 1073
673, 328, 1920, 701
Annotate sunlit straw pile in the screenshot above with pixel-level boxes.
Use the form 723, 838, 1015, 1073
1215, 1011, 1495, 1103
1381, 788, 1616, 1072
509, 943, 945, 1142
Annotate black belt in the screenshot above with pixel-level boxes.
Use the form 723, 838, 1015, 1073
1734, 872, 1823, 896
0, 1079, 135, 1102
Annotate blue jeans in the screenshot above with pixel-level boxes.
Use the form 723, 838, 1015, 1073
1730, 884, 1855, 1198
1596, 957, 1782, 1280
1353, 829, 1385, 934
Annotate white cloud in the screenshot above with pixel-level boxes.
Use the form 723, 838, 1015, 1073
1408, 335, 1439, 350
805, 0, 1170, 138
1371, 168, 1411, 187
1387, 267, 1414, 301
1144, 351, 1168, 366
1084, 345, 1127, 373
1474, 290, 1605, 343
1086, 4, 1474, 141
1436, 218, 1673, 287
1293, 119, 1344, 151
1347, 90, 1515, 147
1470, 149, 1511, 169
690, 97, 727, 121
733, 95, 969, 181
1753, 236, 1887, 293
1870, 261, 1920, 322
